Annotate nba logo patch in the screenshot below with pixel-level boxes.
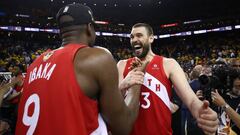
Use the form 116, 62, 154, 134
43, 51, 54, 62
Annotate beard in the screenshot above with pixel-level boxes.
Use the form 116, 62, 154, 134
132, 42, 150, 59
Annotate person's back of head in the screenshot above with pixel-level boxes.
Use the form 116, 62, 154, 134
190, 65, 203, 80
56, 3, 96, 46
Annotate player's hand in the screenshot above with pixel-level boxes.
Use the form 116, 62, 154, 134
120, 69, 145, 90
211, 89, 226, 107
197, 100, 218, 135
129, 58, 149, 72
120, 58, 149, 90
11, 76, 23, 87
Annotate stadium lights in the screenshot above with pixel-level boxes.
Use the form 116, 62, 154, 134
16, 14, 30, 18
161, 23, 178, 28
235, 25, 240, 29
95, 21, 109, 25
159, 34, 171, 38
95, 32, 100, 36
48, 17, 53, 20
183, 20, 201, 24
193, 30, 207, 34
0, 24, 239, 39
118, 24, 125, 26
102, 32, 113, 36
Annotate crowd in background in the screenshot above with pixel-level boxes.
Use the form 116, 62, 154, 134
0, 31, 240, 134
1, 32, 240, 73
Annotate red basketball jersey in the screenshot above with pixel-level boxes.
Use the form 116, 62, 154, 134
16, 44, 107, 135
123, 55, 173, 135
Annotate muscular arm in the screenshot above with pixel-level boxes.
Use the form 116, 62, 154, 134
164, 58, 218, 134
97, 51, 142, 135
76, 48, 141, 135
117, 60, 127, 92
165, 58, 202, 118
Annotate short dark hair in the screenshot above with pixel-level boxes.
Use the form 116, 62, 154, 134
132, 23, 154, 36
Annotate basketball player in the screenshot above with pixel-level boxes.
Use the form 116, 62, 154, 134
16, 4, 147, 135
118, 23, 219, 135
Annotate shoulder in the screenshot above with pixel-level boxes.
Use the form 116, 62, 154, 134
162, 57, 181, 78
117, 59, 128, 68
162, 57, 179, 66
76, 47, 114, 62
94, 46, 112, 55
75, 47, 117, 72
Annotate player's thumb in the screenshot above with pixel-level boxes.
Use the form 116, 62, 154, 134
138, 61, 149, 72
201, 100, 209, 110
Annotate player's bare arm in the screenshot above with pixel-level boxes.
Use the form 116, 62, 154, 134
163, 58, 218, 135
74, 47, 142, 135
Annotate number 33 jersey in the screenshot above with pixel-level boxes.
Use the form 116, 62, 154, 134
123, 55, 173, 135
16, 44, 107, 135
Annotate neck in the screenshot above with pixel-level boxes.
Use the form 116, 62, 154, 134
61, 31, 89, 46
62, 36, 88, 46
141, 49, 155, 62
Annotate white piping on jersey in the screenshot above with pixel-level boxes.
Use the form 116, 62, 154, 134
143, 72, 171, 111
90, 114, 108, 135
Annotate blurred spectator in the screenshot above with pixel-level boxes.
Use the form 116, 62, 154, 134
211, 75, 240, 134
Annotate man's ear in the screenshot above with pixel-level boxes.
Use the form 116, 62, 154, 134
149, 35, 154, 43
86, 23, 92, 36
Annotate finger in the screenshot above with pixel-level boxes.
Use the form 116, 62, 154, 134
131, 77, 145, 83
133, 58, 142, 66
199, 108, 218, 122
203, 130, 216, 135
134, 80, 144, 85
131, 68, 138, 72
202, 100, 209, 110
130, 74, 145, 79
215, 89, 219, 94
198, 123, 217, 134
211, 95, 216, 100
137, 61, 149, 72
198, 117, 218, 127
211, 91, 216, 95
196, 90, 203, 94
134, 57, 142, 63
132, 71, 145, 76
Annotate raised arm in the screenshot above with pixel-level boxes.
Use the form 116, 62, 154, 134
80, 48, 142, 135
164, 58, 218, 135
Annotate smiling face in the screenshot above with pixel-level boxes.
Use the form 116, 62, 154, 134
130, 25, 154, 58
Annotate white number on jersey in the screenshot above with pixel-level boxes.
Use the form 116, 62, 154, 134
141, 92, 151, 109
22, 94, 40, 135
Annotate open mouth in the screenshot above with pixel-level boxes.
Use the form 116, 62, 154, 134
134, 44, 142, 50
133, 44, 143, 55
